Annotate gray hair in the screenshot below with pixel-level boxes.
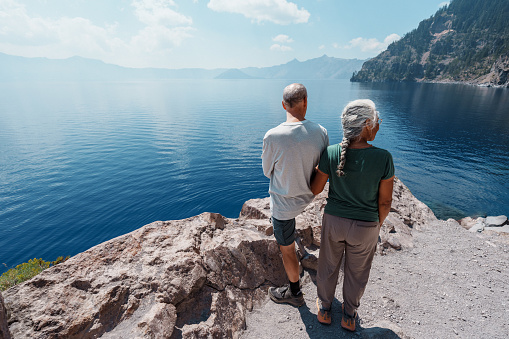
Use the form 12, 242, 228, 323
283, 83, 307, 108
337, 99, 378, 177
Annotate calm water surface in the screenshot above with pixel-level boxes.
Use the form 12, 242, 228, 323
1, 79, 508, 272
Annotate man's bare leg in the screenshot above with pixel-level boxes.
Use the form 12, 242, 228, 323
280, 242, 300, 283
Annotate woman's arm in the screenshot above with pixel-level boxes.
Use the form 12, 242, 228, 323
378, 175, 394, 225
311, 167, 329, 195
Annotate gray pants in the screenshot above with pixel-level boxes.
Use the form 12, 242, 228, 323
316, 213, 379, 316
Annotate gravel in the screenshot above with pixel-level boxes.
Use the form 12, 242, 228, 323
240, 219, 509, 339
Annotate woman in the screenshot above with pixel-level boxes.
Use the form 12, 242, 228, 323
311, 99, 394, 331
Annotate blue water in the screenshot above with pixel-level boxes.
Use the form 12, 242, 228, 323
1, 79, 508, 273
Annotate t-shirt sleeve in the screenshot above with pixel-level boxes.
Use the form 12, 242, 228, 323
321, 126, 330, 148
261, 135, 274, 178
382, 151, 395, 180
318, 147, 331, 175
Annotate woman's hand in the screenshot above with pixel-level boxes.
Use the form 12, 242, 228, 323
311, 167, 329, 195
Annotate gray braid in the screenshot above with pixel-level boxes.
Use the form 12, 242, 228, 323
336, 99, 377, 177
336, 137, 350, 177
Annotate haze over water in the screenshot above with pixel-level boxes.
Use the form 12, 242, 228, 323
1, 79, 508, 273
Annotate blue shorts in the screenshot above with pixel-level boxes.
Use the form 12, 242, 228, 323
272, 217, 296, 246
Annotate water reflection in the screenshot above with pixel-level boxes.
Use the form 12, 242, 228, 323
0, 79, 507, 272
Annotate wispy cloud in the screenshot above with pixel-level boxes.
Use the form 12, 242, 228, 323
131, 0, 195, 51
342, 33, 401, 53
132, 0, 193, 26
273, 34, 293, 44
271, 34, 293, 51
0, 0, 195, 64
270, 44, 292, 52
0, 0, 122, 56
438, 1, 450, 8
207, 0, 310, 25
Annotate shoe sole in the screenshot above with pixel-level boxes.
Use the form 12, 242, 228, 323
268, 289, 305, 307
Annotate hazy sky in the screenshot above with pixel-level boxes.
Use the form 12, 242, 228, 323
0, 0, 449, 69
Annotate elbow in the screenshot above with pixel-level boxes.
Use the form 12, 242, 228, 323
311, 186, 322, 195
310, 183, 325, 195
379, 198, 392, 208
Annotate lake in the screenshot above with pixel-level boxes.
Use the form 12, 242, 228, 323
1, 79, 508, 273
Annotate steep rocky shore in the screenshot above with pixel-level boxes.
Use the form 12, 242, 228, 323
1, 178, 508, 338
350, 0, 509, 88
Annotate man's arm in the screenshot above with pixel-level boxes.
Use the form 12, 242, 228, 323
378, 176, 394, 225
261, 138, 274, 178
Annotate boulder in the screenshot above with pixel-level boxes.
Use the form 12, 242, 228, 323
485, 215, 508, 227
0, 291, 11, 339
2, 176, 436, 337
3, 213, 285, 339
458, 216, 479, 230
484, 225, 509, 234
469, 219, 486, 233
239, 177, 437, 253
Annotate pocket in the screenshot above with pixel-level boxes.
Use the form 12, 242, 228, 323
356, 220, 379, 228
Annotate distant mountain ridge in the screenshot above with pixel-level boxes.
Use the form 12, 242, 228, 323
240, 55, 365, 79
351, 0, 509, 87
0, 53, 365, 81
0, 53, 225, 81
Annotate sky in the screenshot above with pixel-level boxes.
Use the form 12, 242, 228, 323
0, 0, 450, 70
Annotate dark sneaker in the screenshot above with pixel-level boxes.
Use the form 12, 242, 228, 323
268, 285, 305, 307
341, 304, 357, 332
316, 298, 331, 325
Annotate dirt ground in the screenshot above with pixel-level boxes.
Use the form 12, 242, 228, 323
240, 219, 509, 339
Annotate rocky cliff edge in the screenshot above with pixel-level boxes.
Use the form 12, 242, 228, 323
1, 177, 506, 338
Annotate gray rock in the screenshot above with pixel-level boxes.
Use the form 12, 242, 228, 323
3, 213, 286, 338
485, 215, 508, 227
239, 199, 271, 220
458, 216, 480, 230
2, 176, 437, 338
485, 225, 509, 234
0, 291, 11, 339
300, 253, 318, 271
469, 221, 485, 233
240, 177, 437, 253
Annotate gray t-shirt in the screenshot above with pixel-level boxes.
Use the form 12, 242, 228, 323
262, 119, 329, 220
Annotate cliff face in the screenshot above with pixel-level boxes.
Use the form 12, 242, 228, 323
0, 292, 10, 339
2, 178, 435, 338
351, 0, 509, 87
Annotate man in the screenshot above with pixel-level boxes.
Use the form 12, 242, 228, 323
262, 83, 329, 306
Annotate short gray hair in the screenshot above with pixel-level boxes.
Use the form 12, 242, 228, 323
283, 83, 307, 108
337, 99, 378, 177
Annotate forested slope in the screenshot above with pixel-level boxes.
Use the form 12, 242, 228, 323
351, 0, 509, 87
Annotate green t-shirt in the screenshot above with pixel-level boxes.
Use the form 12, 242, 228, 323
318, 144, 395, 222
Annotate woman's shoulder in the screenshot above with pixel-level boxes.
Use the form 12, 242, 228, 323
369, 147, 394, 164
371, 146, 392, 155
319, 144, 341, 162
326, 143, 342, 153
